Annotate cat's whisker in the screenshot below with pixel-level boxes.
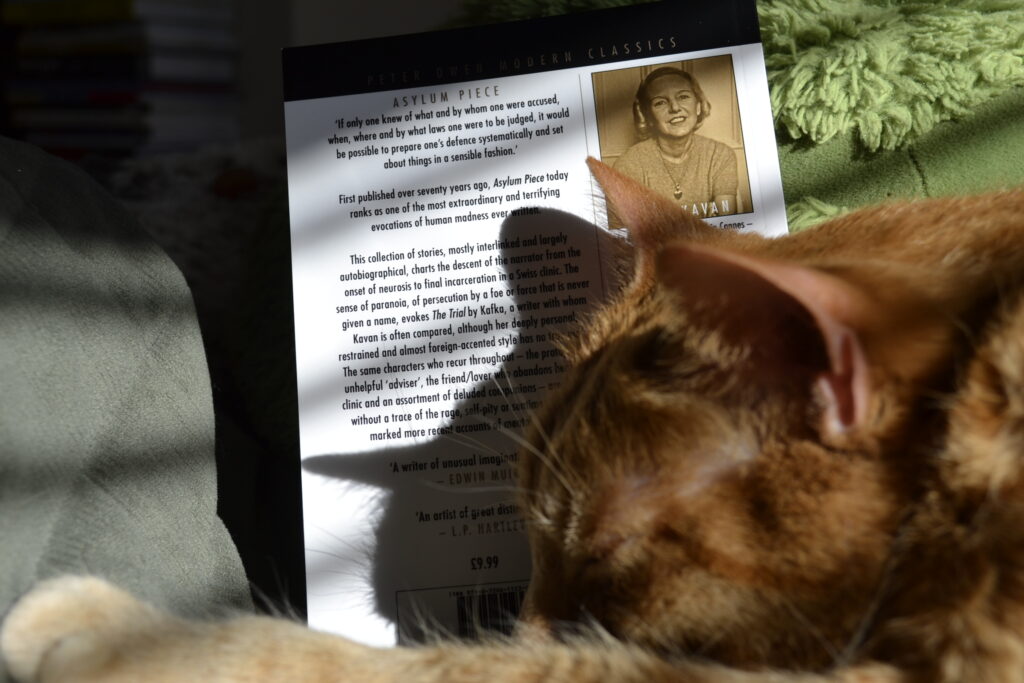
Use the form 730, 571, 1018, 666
304, 567, 367, 583
421, 479, 522, 496
488, 370, 524, 424
685, 617, 729, 659
777, 596, 842, 664
400, 599, 459, 646
490, 369, 542, 434
481, 382, 580, 497
443, 403, 577, 498
437, 430, 508, 458
492, 367, 561, 468
433, 431, 563, 510
434, 429, 531, 491
489, 418, 578, 498
304, 523, 377, 589
247, 579, 303, 622
302, 549, 367, 578
432, 413, 578, 505
834, 511, 911, 670
436, 430, 498, 455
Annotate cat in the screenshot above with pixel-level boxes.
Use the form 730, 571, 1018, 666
4, 158, 1024, 682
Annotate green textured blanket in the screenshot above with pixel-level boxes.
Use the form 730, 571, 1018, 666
764, 0, 1024, 227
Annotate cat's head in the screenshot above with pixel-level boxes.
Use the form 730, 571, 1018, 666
515, 160, 1000, 669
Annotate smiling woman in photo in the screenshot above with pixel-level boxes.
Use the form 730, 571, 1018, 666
613, 66, 739, 217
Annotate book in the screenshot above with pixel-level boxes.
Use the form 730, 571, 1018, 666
281, 0, 786, 645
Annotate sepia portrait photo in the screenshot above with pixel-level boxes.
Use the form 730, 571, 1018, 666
592, 55, 752, 222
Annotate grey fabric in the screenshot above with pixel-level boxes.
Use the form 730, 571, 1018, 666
0, 137, 251, 682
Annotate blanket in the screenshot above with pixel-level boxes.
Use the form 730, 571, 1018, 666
0, 136, 252, 683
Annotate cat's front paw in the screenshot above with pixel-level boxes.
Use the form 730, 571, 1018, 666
1, 576, 169, 682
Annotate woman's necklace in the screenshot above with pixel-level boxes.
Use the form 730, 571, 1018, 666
655, 137, 693, 200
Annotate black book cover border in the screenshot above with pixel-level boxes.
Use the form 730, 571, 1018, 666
282, 1, 760, 102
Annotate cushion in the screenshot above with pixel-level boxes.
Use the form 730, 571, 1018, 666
0, 136, 250, 682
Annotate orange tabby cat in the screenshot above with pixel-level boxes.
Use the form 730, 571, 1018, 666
4, 159, 1024, 682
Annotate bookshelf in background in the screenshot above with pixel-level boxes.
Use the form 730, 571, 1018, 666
0, 0, 239, 161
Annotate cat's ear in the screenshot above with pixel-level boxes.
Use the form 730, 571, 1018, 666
587, 157, 721, 281
657, 243, 874, 438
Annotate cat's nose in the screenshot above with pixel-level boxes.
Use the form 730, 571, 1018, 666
587, 528, 641, 563
584, 476, 658, 562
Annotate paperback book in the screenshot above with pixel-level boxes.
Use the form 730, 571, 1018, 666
281, 0, 786, 645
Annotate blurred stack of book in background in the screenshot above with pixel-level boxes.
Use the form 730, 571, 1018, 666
0, 0, 239, 160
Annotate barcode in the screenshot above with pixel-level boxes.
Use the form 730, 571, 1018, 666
394, 581, 530, 644
455, 587, 526, 638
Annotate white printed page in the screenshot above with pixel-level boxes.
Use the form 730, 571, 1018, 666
282, 1, 784, 645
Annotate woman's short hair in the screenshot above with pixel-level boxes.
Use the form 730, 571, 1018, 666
632, 66, 711, 139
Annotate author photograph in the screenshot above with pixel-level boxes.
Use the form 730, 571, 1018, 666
593, 56, 751, 220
